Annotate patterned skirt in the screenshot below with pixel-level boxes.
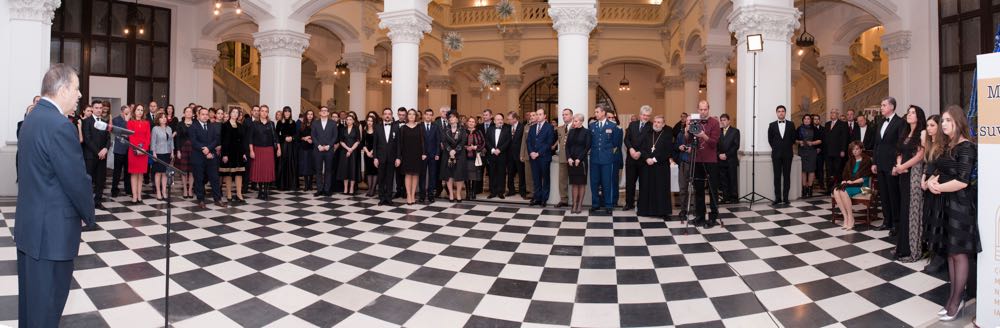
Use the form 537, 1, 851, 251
898, 163, 925, 263
251, 146, 276, 183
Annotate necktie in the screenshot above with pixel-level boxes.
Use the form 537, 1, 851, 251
640, 122, 644, 130
536, 124, 541, 134
426, 123, 430, 132
202, 122, 207, 130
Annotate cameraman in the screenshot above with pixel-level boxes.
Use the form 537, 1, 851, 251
691, 100, 721, 228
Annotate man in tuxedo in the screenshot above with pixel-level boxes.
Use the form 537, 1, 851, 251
486, 113, 511, 198
81, 101, 111, 209
506, 111, 527, 198
374, 108, 401, 205
589, 105, 623, 214
434, 106, 450, 198
871, 97, 905, 233
419, 108, 441, 203
854, 115, 876, 151
527, 108, 555, 206
823, 109, 850, 194
17, 64, 96, 327
110, 105, 132, 197
717, 113, 740, 204
767, 105, 796, 205
555, 108, 573, 207
624, 105, 652, 211
190, 107, 226, 208
393, 107, 407, 198
311, 106, 339, 196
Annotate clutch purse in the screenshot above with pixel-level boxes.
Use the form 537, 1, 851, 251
475, 153, 483, 167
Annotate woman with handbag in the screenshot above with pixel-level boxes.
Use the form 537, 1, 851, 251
439, 114, 467, 202
831, 141, 872, 231
464, 116, 485, 201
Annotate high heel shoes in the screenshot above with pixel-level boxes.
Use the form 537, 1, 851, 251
939, 300, 965, 321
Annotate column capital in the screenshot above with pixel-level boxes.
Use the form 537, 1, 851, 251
378, 10, 432, 44
588, 75, 600, 89
344, 52, 377, 73
253, 30, 310, 58
191, 48, 220, 69
728, 4, 800, 43
881, 31, 911, 59
548, 5, 597, 37
505, 74, 523, 88
317, 70, 338, 84
663, 75, 684, 89
817, 54, 852, 75
680, 64, 704, 82
9, 0, 60, 23
703, 45, 733, 69
427, 75, 452, 88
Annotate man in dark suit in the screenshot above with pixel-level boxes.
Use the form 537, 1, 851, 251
17, 64, 96, 328
853, 114, 876, 151
822, 109, 850, 194
871, 97, 905, 233
110, 105, 132, 197
717, 113, 740, 204
767, 105, 796, 205
311, 106, 339, 196
506, 111, 527, 198
419, 108, 441, 203
374, 108, 401, 205
486, 113, 511, 199
434, 107, 450, 198
82, 101, 111, 209
393, 107, 408, 198
527, 108, 555, 206
190, 107, 226, 208
623, 106, 652, 211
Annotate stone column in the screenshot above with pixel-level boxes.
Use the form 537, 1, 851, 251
681, 64, 704, 112
663, 76, 684, 119
881, 31, 911, 116
729, 0, 800, 201
344, 52, 375, 116
191, 48, 220, 108
704, 45, 732, 116
817, 54, 851, 116
316, 69, 337, 109
253, 29, 310, 117
504, 74, 523, 114
549, 0, 597, 119
367, 78, 383, 112
378, 9, 432, 111
427, 75, 452, 110
4, 0, 60, 144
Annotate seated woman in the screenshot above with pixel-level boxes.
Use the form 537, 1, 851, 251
832, 141, 872, 231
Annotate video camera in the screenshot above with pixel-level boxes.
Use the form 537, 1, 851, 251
688, 113, 707, 136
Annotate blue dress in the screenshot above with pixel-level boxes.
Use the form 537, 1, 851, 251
844, 160, 869, 197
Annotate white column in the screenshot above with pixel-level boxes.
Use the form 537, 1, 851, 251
367, 78, 383, 111
882, 31, 911, 116
4, 0, 60, 144
317, 69, 337, 109
681, 64, 704, 112
817, 54, 850, 115
729, 0, 800, 200
504, 74, 523, 113
191, 48, 219, 108
378, 10, 432, 111
427, 75, 452, 110
345, 52, 375, 116
549, 0, 597, 118
704, 46, 732, 116
254, 29, 309, 117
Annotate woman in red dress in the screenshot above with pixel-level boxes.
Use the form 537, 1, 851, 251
127, 105, 151, 203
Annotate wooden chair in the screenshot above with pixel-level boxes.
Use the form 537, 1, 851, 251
831, 174, 878, 227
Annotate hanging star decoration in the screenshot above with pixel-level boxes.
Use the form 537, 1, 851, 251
478, 65, 501, 99
443, 31, 464, 62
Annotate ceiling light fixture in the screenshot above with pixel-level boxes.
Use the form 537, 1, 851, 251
795, 0, 815, 48
618, 63, 630, 91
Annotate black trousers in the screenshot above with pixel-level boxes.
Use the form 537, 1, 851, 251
378, 162, 396, 202
825, 155, 845, 192
111, 153, 131, 195
193, 159, 222, 202
771, 156, 792, 202
624, 159, 640, 208
85, 157, 108, 203
718, 160, 738, 200
315, 150, 334, 193
489, 156, 507, 196
419, 158, 438, 198
18, 250, 74, 328
894, 172, 913, 256
395, 166, 405, 196
693, 162, 719, 220
877, 168, 901, 230
507, 159, 527, 196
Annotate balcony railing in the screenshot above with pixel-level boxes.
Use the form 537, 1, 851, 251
429, 1, 668, 28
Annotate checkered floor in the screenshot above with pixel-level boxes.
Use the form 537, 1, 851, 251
0, 191, 957, 327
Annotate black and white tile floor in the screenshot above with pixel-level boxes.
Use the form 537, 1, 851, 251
0, 192, 959, 327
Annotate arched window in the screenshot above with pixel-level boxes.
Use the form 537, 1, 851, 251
518, 75, 616, 120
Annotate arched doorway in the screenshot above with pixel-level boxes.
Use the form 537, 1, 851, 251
519, 75, 616, 119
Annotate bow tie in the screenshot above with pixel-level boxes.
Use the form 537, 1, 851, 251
778, 121, 786, 124
384, 124, 391, 126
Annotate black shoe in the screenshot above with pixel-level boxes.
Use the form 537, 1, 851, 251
591, 207, 601, 212
782, 200, 790, 205
623, 205, 634, 211
705, 220, 717, 228
771, 200, 781, 206
873, 224, 889, 231
605, 209, 613, 215
111, 192, 120, 198
498, 194, 505, 199
487, 194, 496, 199
95, 203, 106, 211
505, 192, 515, 197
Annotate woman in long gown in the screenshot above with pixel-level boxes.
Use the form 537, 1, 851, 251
462, 116, 484, 201
439, 114, 467, 202
398, 109, 425, 205
337, 115, 362, 195
922, 114, 944, 254
926, 106, 978, 321
362, 115, 378, 197
275, 107, 299, 191
636, 116, 673, 219
894, 105, 927, 262
298, 110, 315, 191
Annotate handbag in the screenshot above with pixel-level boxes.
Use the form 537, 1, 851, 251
475, 153, 483, 167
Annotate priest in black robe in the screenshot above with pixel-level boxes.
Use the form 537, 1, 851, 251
637, 115, 674, 218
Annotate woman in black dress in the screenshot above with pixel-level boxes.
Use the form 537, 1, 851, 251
439, 114, 466, 202
220, 108, 247, 203
922, 114, 943, 251
362, 115, 378, 197
463, 116, 485, 201
275, 106, 299, 191
298, 110, 315, 191
797, 115, 820, 198
175, 106, 195, 198
926, 106, 978, 321
566, 114, 591, 214
337, 114, 362, 195
893, 105, 927, 262
398, 109, 425, 205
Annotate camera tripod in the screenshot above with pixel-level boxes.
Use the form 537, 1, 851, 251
680, 132, 723, 232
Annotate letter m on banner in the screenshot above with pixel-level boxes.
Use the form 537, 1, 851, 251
967, 25, 1000, 182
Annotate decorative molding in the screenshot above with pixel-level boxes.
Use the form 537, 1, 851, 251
504, 39, 521, 64
316, 70, 337, 84
680, 64, 704, 82
9, 0, 60, 23
727, 5, 800, 43
588, 74, 600, 89
343, 52, 377, 73
253, 30, 310, 58
362, 1, 378, 38
817, 55, 852, 76
589, 38, 598, 62
548, 6, 597, 37
880, 31, 911, 59
702, 45, 733, 69
191, 48, 220, 69
663, 75, 684, 89
427, 75, 452, 89
504, 74, 523, 88
378, 10, 432, 44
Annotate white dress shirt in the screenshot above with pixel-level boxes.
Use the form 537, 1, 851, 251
880, 116, 892, 137
859, 126, 868, 143
383, 123, 392, 142
777, 120, 786, 138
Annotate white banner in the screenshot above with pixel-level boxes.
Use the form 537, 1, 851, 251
976, 52, 1000, 328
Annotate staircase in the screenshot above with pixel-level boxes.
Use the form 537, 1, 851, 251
213, 63, 319, 113
794, 49, 887, 122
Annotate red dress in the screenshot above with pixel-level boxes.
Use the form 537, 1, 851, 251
127, 120, 151, 174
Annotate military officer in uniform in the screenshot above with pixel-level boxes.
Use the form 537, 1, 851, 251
589, 105, 623, 214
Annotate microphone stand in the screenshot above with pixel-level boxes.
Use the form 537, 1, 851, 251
112, 133, 184, 328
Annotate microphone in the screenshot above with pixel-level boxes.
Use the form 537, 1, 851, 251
94, 120, 135, 137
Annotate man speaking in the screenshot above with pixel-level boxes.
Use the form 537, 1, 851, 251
16, 63, 96, 327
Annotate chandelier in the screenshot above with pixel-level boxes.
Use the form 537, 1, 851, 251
489, 80, 501, 92
123, 0, 144, 35
795, 0, 815, 48
213, 0, 242, 16
379, 50, 392, 84
618, 63, 630, 91
334, 60, 348, 76
727, 66, 736, 84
